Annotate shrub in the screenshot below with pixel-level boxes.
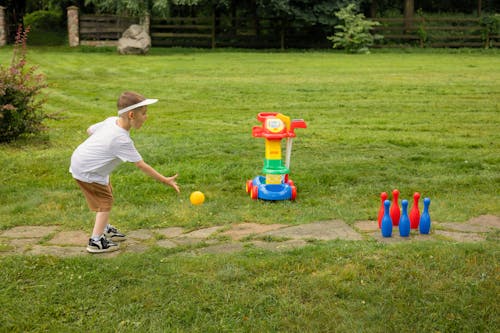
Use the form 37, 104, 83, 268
0, 26, 48, 143
480, 14, 500, 48
328, 4, 382, 54
23, 10, 63, 31
23, 10, 66, 45
416, 9, 427, 48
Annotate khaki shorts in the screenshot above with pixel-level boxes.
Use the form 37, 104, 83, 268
75, 179, 113, 212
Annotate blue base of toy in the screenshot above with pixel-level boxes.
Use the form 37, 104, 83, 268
251, 176, 294, 201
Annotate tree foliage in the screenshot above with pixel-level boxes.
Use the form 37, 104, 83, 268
81, 0, 363, 24
256, 0, 361, 27
328, 4, 382, 54
83, 0, 205, 17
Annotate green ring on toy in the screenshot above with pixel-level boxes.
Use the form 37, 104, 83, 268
262, 159, 289, 175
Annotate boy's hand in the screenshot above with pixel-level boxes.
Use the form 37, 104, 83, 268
135, 160, 180, 193
164, 174, 180, 193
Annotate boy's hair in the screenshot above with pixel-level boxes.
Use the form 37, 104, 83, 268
117, 91, 146, 111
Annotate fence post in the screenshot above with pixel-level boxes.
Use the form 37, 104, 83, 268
280, 27, 285, 51
0, 6, 6, 46
211, 13, 216, 49
280, 19, 286, 51
67, 6, 79, 47
142, 12, 150, 35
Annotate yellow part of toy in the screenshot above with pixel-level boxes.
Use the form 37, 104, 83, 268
266, 174, 282, 184
275, 113, 291, 131
265, 140, 282, 160
265, 118, 285, 133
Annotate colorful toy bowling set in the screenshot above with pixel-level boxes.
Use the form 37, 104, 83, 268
378, 189, 432, 238
246, 112, 307, 201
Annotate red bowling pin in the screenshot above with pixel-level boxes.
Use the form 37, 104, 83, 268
410, 192, 420, 229
390, 189, 400, 226
378, 192, 388, 228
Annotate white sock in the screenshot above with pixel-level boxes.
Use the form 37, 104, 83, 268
91, 235, 102, 241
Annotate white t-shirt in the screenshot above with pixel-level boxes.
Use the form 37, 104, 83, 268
70, 117, 142, 185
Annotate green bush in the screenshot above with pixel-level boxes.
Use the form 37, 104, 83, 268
23, 10, 66, 45
23, 10, 63, 31
328, 4, 382, 54
480, 14, 500, 48
0, 26, 48, 143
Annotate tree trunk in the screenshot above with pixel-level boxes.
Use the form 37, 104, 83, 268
404, 0, 414, 31
370, 0, 378, 18
231, 0, 236, 36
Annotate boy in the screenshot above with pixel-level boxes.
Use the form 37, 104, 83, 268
70, 91, 180, 253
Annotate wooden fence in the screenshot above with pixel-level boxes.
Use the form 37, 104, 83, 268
79, 14, 139, 46
150, 16, 215, 48
151, 16, 332, 49
372, 17, 500, 48
78, 14, 327, 49
78, 14, 499, 49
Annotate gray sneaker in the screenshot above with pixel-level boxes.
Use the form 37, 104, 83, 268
87, 236, 119, 254
105, 224, 126, 242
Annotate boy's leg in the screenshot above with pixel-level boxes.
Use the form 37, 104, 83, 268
75, 179, 114, 238
74, 180, 119, 253
87, 211, 118, 253
92, 211, 110, 238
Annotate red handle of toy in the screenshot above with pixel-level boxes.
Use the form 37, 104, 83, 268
290, 119, 307, 131
256, 112, 278, 123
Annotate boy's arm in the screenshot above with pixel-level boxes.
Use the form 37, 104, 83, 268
87, 119, 108, 135
87, 123, 101, 135
135, 160, 180, 193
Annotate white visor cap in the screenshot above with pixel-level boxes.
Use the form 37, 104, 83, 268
118, 98, 158, 115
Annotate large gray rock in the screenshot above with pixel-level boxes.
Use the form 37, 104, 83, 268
117, 24, 151, 55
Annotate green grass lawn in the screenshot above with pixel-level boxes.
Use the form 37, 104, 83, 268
0, 46, 499, 331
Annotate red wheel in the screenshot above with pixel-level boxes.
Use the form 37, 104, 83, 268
290, 186, 297, 200
287, 180, 294, 187
246, 180, 253, 193
251, 186, 259, 200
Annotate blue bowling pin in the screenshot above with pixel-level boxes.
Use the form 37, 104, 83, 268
399, 199, 410, 237
419, 198, 431, 234
381, 200, 392, 237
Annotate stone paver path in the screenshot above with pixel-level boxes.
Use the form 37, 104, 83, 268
0, 215, 498, 258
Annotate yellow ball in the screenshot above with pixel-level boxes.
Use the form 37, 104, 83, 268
190, 191, 205, 205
